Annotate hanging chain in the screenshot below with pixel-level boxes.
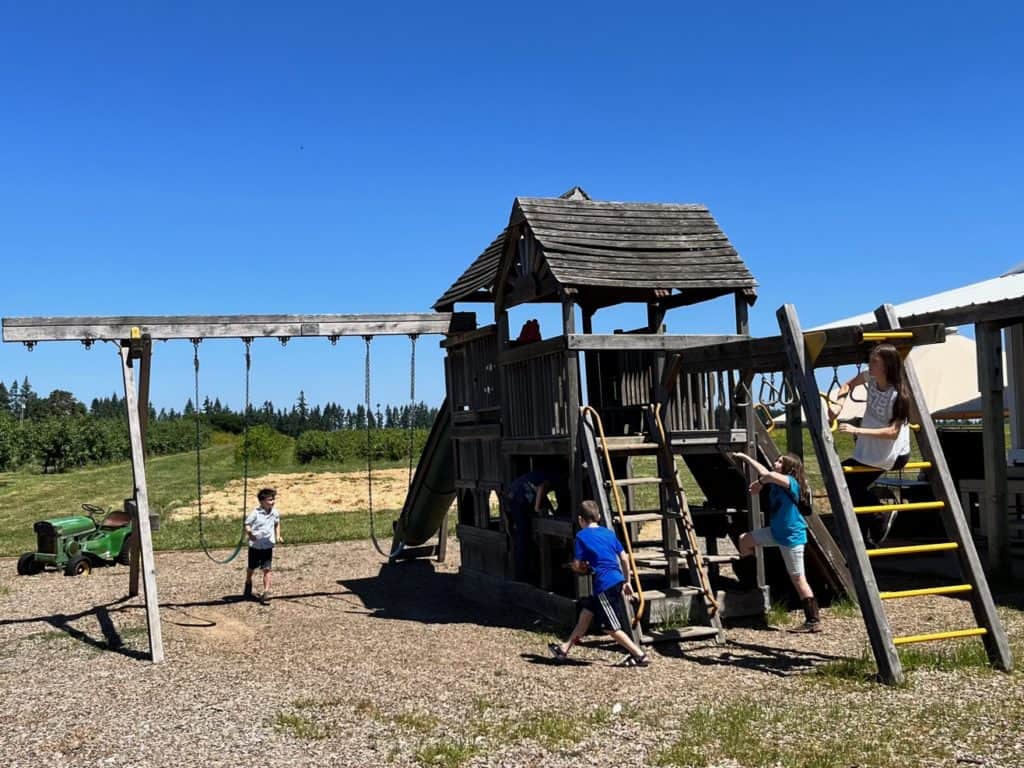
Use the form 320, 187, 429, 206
364, 336, 387, 557
407, 334, 418, 488
241, 338, 252, 520
192, 339, 204, 534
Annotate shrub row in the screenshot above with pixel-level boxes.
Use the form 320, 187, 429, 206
294, 428, 429, 464
0, 413, 212, 472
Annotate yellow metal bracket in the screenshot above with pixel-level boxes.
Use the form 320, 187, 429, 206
803, 331, 827, 365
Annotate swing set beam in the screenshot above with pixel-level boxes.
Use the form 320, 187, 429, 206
2, 312, 475, 343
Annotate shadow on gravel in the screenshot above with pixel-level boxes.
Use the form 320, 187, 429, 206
339, 560, 541, 632
0, 596, 150, 660
664, 638, 846, 677
519, 652, 591, 667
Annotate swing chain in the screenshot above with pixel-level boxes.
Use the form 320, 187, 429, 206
241, 338, 252, 521
827, 365, 842, 401
407, 334, 418, 487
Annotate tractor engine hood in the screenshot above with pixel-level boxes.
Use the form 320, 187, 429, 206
35, 516, 96, 537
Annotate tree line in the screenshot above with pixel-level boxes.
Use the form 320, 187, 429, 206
0, 377, 440, 473
1, 377, 438, 435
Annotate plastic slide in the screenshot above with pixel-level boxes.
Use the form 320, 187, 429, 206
391, 398, 456, 550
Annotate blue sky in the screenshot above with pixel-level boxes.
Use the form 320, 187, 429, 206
1, 2, 1021, 412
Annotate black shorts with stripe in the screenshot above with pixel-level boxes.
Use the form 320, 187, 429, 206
583, 582, 630, 633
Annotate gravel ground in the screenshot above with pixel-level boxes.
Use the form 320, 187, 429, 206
2, 540, 1022, 768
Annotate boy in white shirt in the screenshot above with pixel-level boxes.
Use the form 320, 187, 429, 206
244, 488, 282, 603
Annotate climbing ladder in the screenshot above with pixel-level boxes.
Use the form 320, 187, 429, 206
579, 405, 724, 644
778, 302, 1013, 685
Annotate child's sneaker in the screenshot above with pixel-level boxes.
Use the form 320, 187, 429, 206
548, 642, 568, 663
616, 653, 651, 667
791, 620, 823, 634
260, 591, 271, 605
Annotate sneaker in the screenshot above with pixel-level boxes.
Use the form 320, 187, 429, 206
548, 642, 568, 663
260, 591, 271, 605
790, 621, 823, 634
616, 653, 651, 667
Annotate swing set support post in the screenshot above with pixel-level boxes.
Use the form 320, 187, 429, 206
120, 340, 165, 663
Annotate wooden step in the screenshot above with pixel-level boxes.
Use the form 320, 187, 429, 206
607, 476, 665, 487
639, 586, 702, 601
614, 512, 669, 524
600, 438, 660, 454
635, 553, 739, 569
641, 626, 721, 644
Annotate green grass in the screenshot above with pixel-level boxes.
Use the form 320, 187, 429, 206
827, 596, 860, 618
812, 640, 995, 685
274, 712, 330, 740
414, 739, 478, 768
650, 694, 1015, 768
765, 600, 792, 627
0, 436, 411, 557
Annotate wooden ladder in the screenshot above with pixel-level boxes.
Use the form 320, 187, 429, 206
579, 406, 723, 644
778, 302, 1014, 685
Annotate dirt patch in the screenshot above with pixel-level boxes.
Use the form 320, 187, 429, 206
168, 468, 416, 521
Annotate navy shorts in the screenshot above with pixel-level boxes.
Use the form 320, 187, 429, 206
583, 582, 631, 633
247, 547, 273, 571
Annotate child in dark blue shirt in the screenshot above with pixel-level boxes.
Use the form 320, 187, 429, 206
548, 501, 650, 666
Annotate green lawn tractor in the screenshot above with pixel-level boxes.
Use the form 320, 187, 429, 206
16, 504, 136, 577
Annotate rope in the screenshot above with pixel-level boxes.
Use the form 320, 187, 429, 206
406, 334, 418, 488
363, 336, 401, 559
195, 338, 248, 565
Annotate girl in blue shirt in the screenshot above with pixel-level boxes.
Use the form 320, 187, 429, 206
731, 451, 821, 633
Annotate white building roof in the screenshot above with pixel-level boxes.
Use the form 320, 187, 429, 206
812, 269, 1024, 330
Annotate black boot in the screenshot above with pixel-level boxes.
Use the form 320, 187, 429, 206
794, 596, 822, 633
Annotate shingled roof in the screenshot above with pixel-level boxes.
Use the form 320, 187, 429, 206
434, 191, 756, 311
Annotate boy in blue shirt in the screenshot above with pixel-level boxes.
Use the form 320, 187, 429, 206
731, 451, 822, 632
548, 500, 650, 666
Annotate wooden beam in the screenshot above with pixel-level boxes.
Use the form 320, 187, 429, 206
120, 344, 165, 663
778, 303, 903, 685
2, 312, 475, 343
566, 334, 746, 351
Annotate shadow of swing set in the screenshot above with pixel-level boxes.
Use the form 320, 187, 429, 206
2, 188, 1013, 685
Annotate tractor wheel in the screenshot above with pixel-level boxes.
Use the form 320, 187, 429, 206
64, 554, 92, 577
117, 533, 136, 566
17, 553, 43, 576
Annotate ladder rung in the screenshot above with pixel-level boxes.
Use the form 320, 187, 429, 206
868, 542, 959, 558
879, 584, 973, 600
844, 461, 933, 474
613, 512, 670, 524
862, 331, 914, 341
852, 501, 945, 515
601, 441, 661, 453
607, 477, 665, 487
892, 627, 987, 646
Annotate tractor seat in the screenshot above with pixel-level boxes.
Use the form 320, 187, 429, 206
101, 510, 132, 529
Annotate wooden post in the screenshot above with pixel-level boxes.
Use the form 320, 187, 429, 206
735, 293, 766, 600
564, 301, 582, 511
120, 344, 165, 663
137, 335, 152, 455
1004, 324, 1024, 466
976, 321, 1011, 578
785, 400, 803, 459
777, 304, 902, 684
881, 307, 1012, 670
126, 498, 140, 597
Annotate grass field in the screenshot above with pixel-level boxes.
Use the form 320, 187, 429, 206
0, 434, 409, 558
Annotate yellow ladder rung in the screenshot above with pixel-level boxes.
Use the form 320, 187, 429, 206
880, 584, 972, 600
853, 500, 945, 514
843, 461, 932, 474
893, 627, 987, 646
910, 423, 921, 431
868, 542, 959, 558
863, 331, 915, 341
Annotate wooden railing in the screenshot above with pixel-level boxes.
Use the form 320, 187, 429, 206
500, 339, 570, 439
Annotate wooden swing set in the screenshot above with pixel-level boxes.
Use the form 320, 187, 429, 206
2, 312, 473, 662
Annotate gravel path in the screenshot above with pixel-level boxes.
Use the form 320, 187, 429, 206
2, 540, 1022, 767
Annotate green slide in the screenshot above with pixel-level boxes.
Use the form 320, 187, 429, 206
391, 398, 455, 550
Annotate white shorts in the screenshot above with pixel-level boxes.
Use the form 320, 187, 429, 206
750, 527, 805, 577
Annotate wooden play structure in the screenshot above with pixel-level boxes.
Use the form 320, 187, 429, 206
2, 188, 1014, 684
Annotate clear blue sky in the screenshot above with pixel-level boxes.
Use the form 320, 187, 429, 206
1, 2, 1021, 413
